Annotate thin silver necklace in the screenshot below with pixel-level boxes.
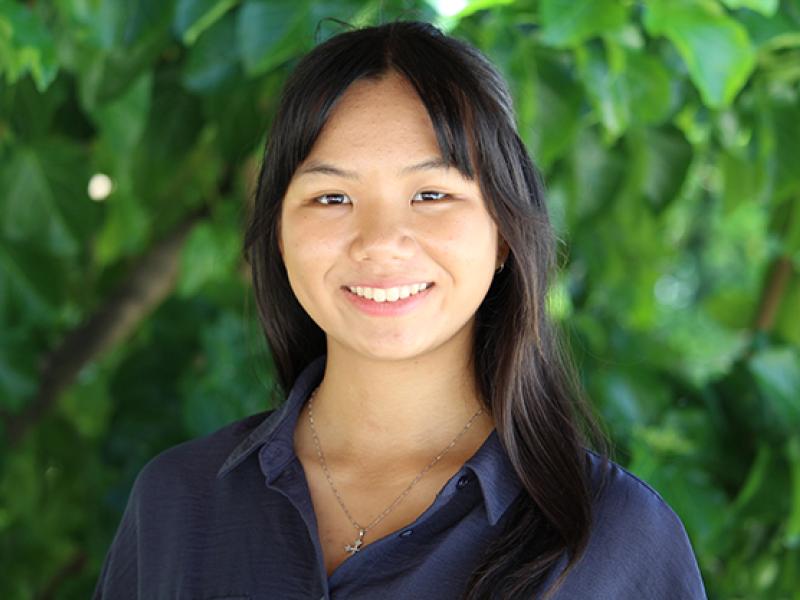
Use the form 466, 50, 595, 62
306, 385, 485, 555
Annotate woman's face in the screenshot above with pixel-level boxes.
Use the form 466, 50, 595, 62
279, 71, 505, 361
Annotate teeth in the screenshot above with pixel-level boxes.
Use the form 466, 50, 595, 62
347, 282, 430, 303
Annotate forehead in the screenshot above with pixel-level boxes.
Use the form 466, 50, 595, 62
306, 72, 440, 161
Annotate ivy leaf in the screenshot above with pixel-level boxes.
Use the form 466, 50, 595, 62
527, 53, 583, 170
721, 0, 779, 17
576, 41, 674, 140
0, 0, 58, 91
538, 0, 628, 48
179, 311, 270, 437
237, 0, 307, 76
0, 240, 65, 324
631, 127, 693, 212
767, 96, 800, 205
174, 0, 239, 46
0, 329, 38, 408
644, 0, 757, 108
176, 215, 241, 297
182, 11, 241, 92
93, 191, 151, 266
749, 347, 800, 429
1, 148, 79, 257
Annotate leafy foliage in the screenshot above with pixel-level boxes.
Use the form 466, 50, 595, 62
1, 0, 798, 597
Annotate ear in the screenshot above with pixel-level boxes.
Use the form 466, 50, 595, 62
497, 237, 509, 267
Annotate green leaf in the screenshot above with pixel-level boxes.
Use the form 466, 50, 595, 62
176, 217, 240, 297
77, 1, 174, 108
576, 40, 674, 139
93, 191, 151, 266
237, 0, 307, 76
590, 369, 671, 439
179, 311, 270, 436
768, 96, 800, 204
749, 347, 800, 429
203, 75, 272, 160
631, 127, 693, 212
0, 147, 79, 257
0, 240, 66, 321
643, 0, 757, 108
4, 67, 68, 140
576, 43, 629, 139
59, 364, 113, 439
564, 126, 626, 225
721, 0, 779, 17
130, 72, 209, 208
0, 0, 58, 91
0, 328, 39, 406
787, 436, 800, 547
719, 150, 768, 213
624, 50, 673, 125
731, 443, 772, 512
737, 8, 800, 49
181, 11, 240, 92
538, 0, 628, 48
527, 53, 583, 170
90, 72, 153, 175
174, 0, 239, 45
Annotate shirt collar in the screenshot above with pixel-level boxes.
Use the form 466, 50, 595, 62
216, 354, 523, 526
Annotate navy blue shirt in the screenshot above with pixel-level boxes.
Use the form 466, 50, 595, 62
94, 355, 707, 599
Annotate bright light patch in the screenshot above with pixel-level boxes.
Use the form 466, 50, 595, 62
430, 0, 468, 17
88, 173, 113, 201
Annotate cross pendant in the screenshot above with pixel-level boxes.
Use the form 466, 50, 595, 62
344, 529, 366, 555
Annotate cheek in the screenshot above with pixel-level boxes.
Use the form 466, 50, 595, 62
436, 211, 497, 263
283, 220, 340, 274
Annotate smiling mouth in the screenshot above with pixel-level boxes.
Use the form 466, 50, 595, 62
342, 282, 434, 303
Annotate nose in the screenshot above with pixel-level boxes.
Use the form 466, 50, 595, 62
350, 199, 416, 263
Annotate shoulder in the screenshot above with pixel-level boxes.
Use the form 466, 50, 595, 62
549, 450, 707, 599
93, 411, 277, 598
586, 450, 688, 540
131, 410, 275, 501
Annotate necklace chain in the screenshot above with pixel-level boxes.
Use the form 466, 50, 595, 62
306, 385, 485, 555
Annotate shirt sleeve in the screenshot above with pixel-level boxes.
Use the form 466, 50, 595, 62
548, 460, 708, 599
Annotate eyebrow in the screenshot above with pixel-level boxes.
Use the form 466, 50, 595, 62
295, 157, 452, 180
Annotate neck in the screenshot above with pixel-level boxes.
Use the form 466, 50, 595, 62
294, 338, 495, 477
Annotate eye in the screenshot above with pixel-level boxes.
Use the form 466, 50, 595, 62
414, 190, 451, 202
313, 193, 350, 206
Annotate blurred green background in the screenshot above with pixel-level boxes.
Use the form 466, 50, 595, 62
1, 0, 799, 597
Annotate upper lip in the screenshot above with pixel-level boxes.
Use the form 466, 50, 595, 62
342, 280, 434, 289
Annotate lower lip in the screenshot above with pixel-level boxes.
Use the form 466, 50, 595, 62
342, 285, 435, 316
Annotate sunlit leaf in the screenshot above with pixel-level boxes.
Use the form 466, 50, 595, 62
174, 0, 238, 45
538, 0, 628, 48
749, 347, 800, 428
0, 0, 58, 91
721, 0, 779, 17
643, 0, 757, 108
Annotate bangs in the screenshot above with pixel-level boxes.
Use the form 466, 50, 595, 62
276, 22, 496, 183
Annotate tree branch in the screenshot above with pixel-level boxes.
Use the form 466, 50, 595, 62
752, 255, 794, 333
1, 206, 210, 447
35, 550, 87, 600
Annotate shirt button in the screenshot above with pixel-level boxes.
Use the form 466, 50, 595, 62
399, 529, 414, 538
456, 475, 471, 489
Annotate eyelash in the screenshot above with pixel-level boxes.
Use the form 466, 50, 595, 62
312, 191, 452, 205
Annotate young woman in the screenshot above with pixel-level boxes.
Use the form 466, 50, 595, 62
94, 20, 707, 599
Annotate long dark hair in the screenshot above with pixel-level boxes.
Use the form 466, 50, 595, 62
244, 20, 608, 599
